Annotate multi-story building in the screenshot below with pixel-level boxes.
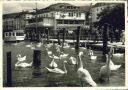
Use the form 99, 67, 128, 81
91, 3, 117, 23
26, 3, 90, 40
3, 11, 33, 32
3, 3, 90, 40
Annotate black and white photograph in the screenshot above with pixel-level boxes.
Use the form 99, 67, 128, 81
2, 2, 125, 87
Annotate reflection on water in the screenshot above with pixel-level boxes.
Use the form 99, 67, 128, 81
3, 41, 125, 87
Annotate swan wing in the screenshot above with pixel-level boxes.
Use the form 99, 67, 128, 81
84, 76, 97, 87
45, 67, 65, 74
110, 65, 121, 70
113, 53, 123, 57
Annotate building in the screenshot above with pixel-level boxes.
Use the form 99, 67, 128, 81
91, 3, 116, 23
3, 11, 33, 32
26, 3, 90, 40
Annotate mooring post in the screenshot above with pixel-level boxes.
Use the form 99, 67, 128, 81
102, 24, 108, 62
75, 26, 80, 53
57, 31, 61, 45
47, 28, 49, 43
6, 52, 12, 87
33, 50, 41, 68
62, 28, 66, 48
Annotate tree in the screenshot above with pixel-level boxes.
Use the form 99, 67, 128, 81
95, 3, 125, 41
95, 4, 124, 30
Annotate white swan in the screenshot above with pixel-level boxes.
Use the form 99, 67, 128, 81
113, 53, 124, 58
77, 51, 97, 87
63, 43, 70, 49
49, 59, 58, 68
17, 54, 26, 62
90, 55, 97, 63
68, 56, 77, 65
88, 49, 97, 63
15, 61, 33, 68
60, 52, 69, 60
36, 42, 42, 47
26, 42, 33, 48
45, 61, 67, 74
109, 46, 124, 58
109, 59, 121, 71
31, 45, 35, 50
99, 54, 111, 82
88, 49, 94, 56
47, 51, 53, 56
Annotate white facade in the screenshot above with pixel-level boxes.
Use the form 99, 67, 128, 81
55, 11, 85, 20
91, 6, 106, 22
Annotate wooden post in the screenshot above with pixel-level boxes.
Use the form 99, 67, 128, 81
102, 24, 108, 62
57, 31, 61, 45
33, 50, 41, 68
6, 52, 12, 87
47, 28, 49, 43
62, 28, 66, 48
75, 26, 80, 53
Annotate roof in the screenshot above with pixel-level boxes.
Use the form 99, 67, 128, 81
37, 3, 90, 13
92, 3, 117, 8
3, 11, 34, 19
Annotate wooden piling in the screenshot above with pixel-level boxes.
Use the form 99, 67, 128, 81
75, 26, 80, 53
102, 24, 108, 62
6, 52, 12, 87
33, 50, 41, 68
57, 31, 61, 45
62, 28, 66, 48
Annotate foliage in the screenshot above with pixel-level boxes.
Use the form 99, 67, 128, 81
95, 4, 125, 30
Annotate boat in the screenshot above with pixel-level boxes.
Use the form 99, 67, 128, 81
4, 30, 26, 42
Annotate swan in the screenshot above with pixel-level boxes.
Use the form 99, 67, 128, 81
36, 42, 42, 47
90, 55, 97, 63
31, 45, 35, 50
63, 43, 70, 49
109, 46, 124, 58
109, 59, 121, 70
49, 59, 58, 68
60, 52, 69, 60
47, 51, 53, 56
17, 54, 26, 62
68, 56, 77, 65
88, 49, 94, 56
45, 61, 67, 74
88, 48, 97, 63
77, 51, 97, 87
26, 42, 33, 48
15, 61, 33, 68
99, 54, 111, 82
113, 53, 124, 58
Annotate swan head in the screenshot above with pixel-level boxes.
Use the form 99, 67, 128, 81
105, 54, 109, 62
79, 52, 83, 57
64, 60, 67, 63
17, 54, 21, 58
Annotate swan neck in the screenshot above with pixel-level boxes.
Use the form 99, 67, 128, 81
106, 56, 110, 68
78, 55, 83, 68
16, 61, 20, 66
63, 62, 67, 74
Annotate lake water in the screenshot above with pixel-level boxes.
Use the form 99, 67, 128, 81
3, 41, 125, 87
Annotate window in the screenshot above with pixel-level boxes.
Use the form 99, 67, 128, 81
69, 12, 73, 17
9, 32, 11, 36
12, 32, 15, 36
5, 33, 8, 36
64, 20, 68, 24
69, 20, 74, 24
57, 20, 63, 24
78, 13, 81, 17
51, 13, 53, 17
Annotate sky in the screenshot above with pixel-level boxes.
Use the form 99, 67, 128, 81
3, 1, 91, 14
